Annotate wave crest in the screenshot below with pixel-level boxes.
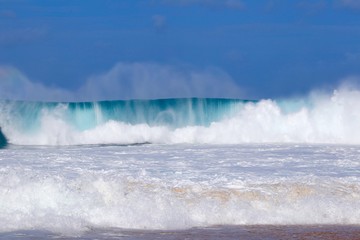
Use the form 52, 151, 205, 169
1, 89, 360, 145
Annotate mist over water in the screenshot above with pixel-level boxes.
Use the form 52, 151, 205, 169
0, 63, 244, 102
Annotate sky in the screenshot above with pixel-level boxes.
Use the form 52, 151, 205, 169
0, 0, 360, 101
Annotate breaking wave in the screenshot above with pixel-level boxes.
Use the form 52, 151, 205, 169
1, 88, 360, 145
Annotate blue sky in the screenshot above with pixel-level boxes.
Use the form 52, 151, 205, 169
0, 0, 360, 100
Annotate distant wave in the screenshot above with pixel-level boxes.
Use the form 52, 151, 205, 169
1, 89, 360, 145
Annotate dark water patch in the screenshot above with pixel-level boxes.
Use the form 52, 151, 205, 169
0, 128, 7, 148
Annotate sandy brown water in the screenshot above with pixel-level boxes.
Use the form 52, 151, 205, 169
1, 225, 360, 240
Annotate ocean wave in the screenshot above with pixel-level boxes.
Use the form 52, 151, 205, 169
1, 88, 360, 145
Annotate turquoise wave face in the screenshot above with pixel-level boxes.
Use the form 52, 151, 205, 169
0, 127, 7, 148
0, 98, 252, 133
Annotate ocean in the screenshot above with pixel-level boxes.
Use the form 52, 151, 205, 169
0, 90, 359, 239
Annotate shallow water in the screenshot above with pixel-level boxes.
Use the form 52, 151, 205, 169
2, 225, 360, 240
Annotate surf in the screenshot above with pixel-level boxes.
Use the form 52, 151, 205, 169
0, 143, 359, 234
1, 88, 360, 145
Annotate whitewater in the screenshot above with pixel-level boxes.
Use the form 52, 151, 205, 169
0, 88, 359, 238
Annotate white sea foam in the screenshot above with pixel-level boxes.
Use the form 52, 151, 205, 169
0, 165, 359, 234
0, 143, 359, 234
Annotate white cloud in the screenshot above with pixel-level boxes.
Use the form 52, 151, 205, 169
152, 14, 167, 32
337, 0, 360, 9
0, 62, 245, 101
345, 52, 360, 63
224, 0, 246, 10
297, 0, 327, 13
159, 0, 246, 10
0, 27, 47, 45
338, 75, 360, 89
0, 10, 16, 18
